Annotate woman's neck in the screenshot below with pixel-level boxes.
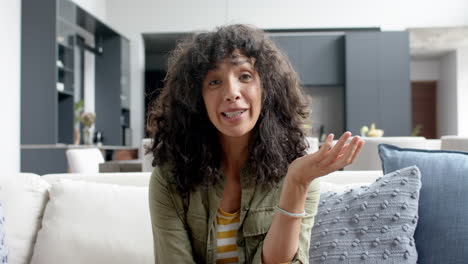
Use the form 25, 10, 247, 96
219, 133, 250, 176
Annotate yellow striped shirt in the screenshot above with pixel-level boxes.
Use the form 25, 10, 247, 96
215, 208, 291, 264
216, 208, 240, 264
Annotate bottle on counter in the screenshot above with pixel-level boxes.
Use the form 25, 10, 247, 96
94, 130, 103, 146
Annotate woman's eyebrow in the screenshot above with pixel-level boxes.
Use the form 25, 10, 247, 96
208, 61, 253, 73
230, 57, 252, 66
228, 53, 254, 65
206, 65, 221, 74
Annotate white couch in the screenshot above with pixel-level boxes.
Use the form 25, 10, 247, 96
440, 135, 468, 152
343, 137, 429, 171
0, 169, 381, 264
3, 135, 465, 263
342, 136, 468, 170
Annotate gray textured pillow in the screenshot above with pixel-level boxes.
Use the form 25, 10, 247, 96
310, 166, 421, 263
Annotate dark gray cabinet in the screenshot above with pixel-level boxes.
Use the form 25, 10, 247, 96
378, 33, 411, 81
21, 0, 77, 147
21, 0, 130, 174
21, 0, 78, 146
270, 34, 345, 85
345, 31, 411, 136
95, 36, 129, 146
21, 0, 58, 145
268, 30, 410, 137
345, 79, 380, 133
21, 0, 129, 145
21, 148, 68, 174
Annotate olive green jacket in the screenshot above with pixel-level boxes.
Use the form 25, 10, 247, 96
148, 165, 320, 264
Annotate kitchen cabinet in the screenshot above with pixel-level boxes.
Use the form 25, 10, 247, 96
21, 0, 130, 173
270, 34, 345, 86
345, 31, 411, 136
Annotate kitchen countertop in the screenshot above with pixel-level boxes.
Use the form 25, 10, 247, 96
21, 144, 138, 150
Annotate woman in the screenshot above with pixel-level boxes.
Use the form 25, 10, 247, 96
147, 24, 365, 264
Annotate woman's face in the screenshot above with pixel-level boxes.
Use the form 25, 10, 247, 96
202, 52, 262, 140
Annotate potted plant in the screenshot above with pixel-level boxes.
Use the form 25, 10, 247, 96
80, 112, 96, 145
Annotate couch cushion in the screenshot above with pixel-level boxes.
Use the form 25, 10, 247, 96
310, 166, 421, 263
378, 143, 468, 264
30, 179, 153, 264
440, 135, 468, 152
41, 172, 151, 186
321, 170, 383, 186
0, 173, 50, 264
319, 170, 383, 194
343, 137, 427, 171
319, 181, 372, 194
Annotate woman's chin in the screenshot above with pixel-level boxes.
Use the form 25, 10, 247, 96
218, 128, 253, 139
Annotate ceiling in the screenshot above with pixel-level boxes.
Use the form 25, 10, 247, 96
409, 26, 468, 60
143, 27, 468, 62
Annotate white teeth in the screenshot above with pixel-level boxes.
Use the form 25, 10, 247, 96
223, 110, 245, 118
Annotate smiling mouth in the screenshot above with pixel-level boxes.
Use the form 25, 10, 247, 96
222, 110, 247, 118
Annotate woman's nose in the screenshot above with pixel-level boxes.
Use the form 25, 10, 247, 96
223, 78, 241, 102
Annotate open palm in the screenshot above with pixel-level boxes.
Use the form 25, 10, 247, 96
287, 132, 365, 186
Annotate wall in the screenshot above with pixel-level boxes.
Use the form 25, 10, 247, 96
0, 1, 21, 173
105, 0, 468, 147
226, 0, 468, 30
411, 53, 468, 137
108, 0, 468, 33
457, 48, 468, 136
438, 52, 458, 137
410, 59, 440, 81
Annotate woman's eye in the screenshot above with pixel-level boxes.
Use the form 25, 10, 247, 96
240, 73, 252, 81
208, 80, 221, 86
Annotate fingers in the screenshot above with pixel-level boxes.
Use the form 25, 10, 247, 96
330, 132, 352, 156
333, 137, 364, 170
337, 142, 351, 157
342, 136, 360, 164
296, 133, 366, 181
316, 134, 334, 156
319, 132, 352, 166
349, 139, 365, 164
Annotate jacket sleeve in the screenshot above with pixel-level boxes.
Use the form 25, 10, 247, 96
251, 179, 321, 264
148, 166, 197, 264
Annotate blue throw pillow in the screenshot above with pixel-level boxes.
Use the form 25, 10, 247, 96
310, 166, 421, 263
0, 201, 8, 263
378, 143, 468, 264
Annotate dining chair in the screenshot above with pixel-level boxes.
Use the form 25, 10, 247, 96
66, 148, 105, 173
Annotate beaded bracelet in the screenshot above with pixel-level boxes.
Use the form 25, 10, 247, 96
275, 205, 307, 218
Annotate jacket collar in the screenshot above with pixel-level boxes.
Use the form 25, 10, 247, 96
207, 164, 257, 228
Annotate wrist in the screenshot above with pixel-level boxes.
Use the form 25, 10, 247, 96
278, 177, 309, 214
275, 205, 306, 218
285, 172, 311, 192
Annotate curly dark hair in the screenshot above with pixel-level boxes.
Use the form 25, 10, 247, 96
147, 24, 309, 194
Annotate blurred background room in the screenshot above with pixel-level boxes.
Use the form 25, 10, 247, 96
2, 0, 468, 174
